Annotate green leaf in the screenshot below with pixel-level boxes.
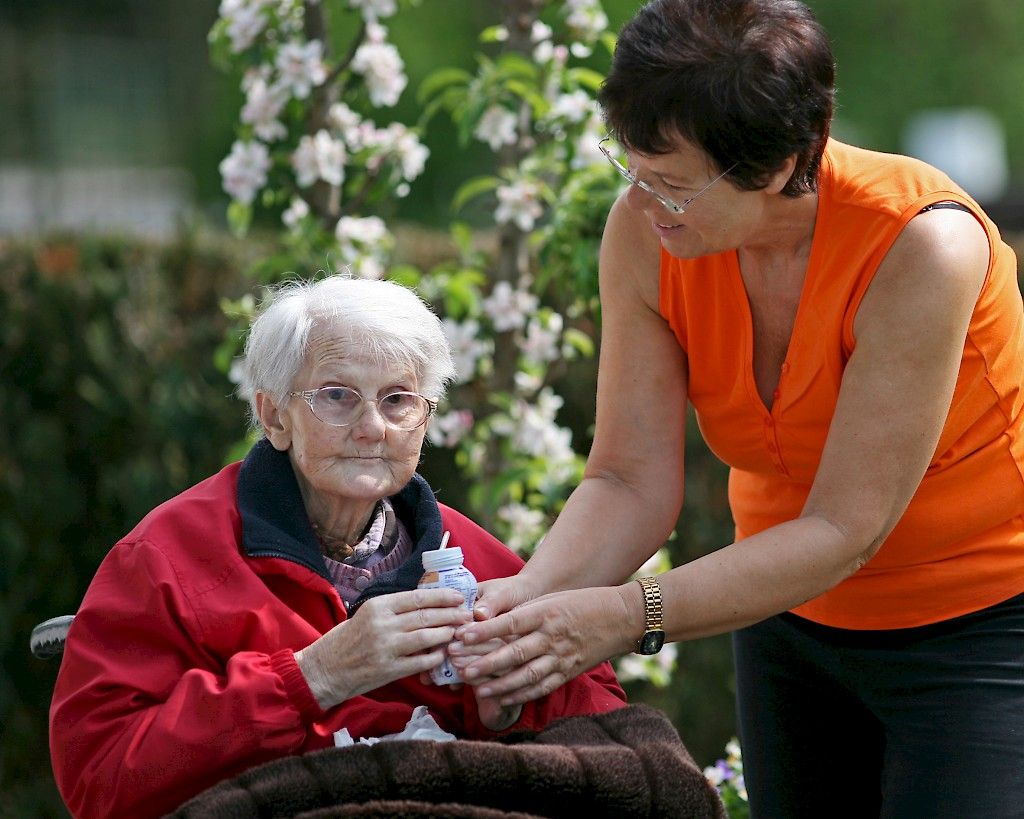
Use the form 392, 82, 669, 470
451, 175, 501, 212
479, 25, 507, 44
563, 327, 595, 358
566, 67, 606, 93
227, 201, 252, 237
495, 52, 539, 81
504, 80, 549, 117
417, 67, 473, 104
417, 87, 468, 129
387, 264, 422, 289
207, 20, 234, 72
457, 94, 491, 146
450, 221, 474, 255
443, 274, 482, 318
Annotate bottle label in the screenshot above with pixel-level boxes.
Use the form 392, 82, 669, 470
418, 565, 477, 685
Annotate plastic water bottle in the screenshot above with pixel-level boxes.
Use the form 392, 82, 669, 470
418, 540, 477, 685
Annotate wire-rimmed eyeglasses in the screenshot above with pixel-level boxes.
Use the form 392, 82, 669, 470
289, 386, 437, 431
598, 135, 736, 214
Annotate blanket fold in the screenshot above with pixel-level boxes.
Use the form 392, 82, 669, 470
168, 704, 725, 818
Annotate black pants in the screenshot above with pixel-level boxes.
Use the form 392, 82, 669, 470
733, 592, 1024, 819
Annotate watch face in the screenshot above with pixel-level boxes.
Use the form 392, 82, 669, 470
637, 630, 666, 655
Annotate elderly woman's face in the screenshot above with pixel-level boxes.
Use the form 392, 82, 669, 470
264, 332, 427, 507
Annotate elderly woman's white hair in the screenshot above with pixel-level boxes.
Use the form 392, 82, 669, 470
239, 276, 457, 428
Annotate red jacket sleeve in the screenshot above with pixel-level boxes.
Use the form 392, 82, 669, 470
50, 540, 319, 819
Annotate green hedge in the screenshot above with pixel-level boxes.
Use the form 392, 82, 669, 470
0, 234, 250, 815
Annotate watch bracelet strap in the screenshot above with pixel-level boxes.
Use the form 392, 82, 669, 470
636, 576, 664, 632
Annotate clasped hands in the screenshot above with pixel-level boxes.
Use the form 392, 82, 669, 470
447, 578, 636, 707
294, 587, 521, 732
295, 579, 632, 732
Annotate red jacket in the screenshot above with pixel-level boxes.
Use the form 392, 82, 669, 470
50, 441, 626, 819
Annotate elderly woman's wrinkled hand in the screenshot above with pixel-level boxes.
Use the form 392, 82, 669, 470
451, 586, 636, 707
295, 588, 471, 710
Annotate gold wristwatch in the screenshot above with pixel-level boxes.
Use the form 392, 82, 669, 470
634, 576, 666, 655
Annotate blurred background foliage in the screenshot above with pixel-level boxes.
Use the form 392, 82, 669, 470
2, 0, 1024, 816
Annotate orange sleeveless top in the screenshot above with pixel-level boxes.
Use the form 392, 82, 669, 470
659, 139, 1024, 629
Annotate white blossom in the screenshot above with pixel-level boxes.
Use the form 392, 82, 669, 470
220, 0, 271, 53
520, 312, 563, 365
482, 281, 539, 332
531, 20, 553, 43
493, 389, 576, 463
348, 0, 397, 22
336, 216, 393, 277
442, 318, 491, 383
351, 25, 408, 107
241, 77, 289, 141
564, 0, 609, 42
494, 180, 544, 232
549, 90, 593, 125
367, 123, 429, 180
328, 102, 364, 146
427, 409, 474, 448
219, 139, 270, 204
636, 547, 673, 577
704, 764, 726, 788
533, 40, 554, 64
474, 105, 519, 152
514, 369, 543, 394
497, 503, 547, 555
535, 457, 578, 496
529, 21, 565, 65
616, 643, 678, 683
282, 196, 309, 229
292, 130, 346, 188
336, 214, 389, 247
275, 39, 327, 100
572, 116, 607, 169
348, 254, 385, 280
228, 355, 249, 388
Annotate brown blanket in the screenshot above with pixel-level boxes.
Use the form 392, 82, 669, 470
168, 704, 726, 818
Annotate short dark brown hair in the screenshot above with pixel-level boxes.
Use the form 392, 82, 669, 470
599, 0, 835, 196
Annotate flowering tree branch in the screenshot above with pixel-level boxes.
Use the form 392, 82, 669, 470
210, 0, 677, 686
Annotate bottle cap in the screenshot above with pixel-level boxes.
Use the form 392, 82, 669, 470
422, 545, 464, 572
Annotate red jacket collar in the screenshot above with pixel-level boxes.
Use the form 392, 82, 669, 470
236, 439, 445, 611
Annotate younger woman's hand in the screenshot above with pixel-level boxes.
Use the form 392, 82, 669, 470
468, 574, 545, 622
448, 637, 523, 732
453, 585, 639, 706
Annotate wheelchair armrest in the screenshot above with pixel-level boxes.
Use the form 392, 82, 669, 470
31, 614, 76, 659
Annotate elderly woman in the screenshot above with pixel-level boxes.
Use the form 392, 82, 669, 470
453, 1, 1024, 817
49, 276, 625, 819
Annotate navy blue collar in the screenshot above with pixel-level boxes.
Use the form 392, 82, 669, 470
237, 438, 444, 608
